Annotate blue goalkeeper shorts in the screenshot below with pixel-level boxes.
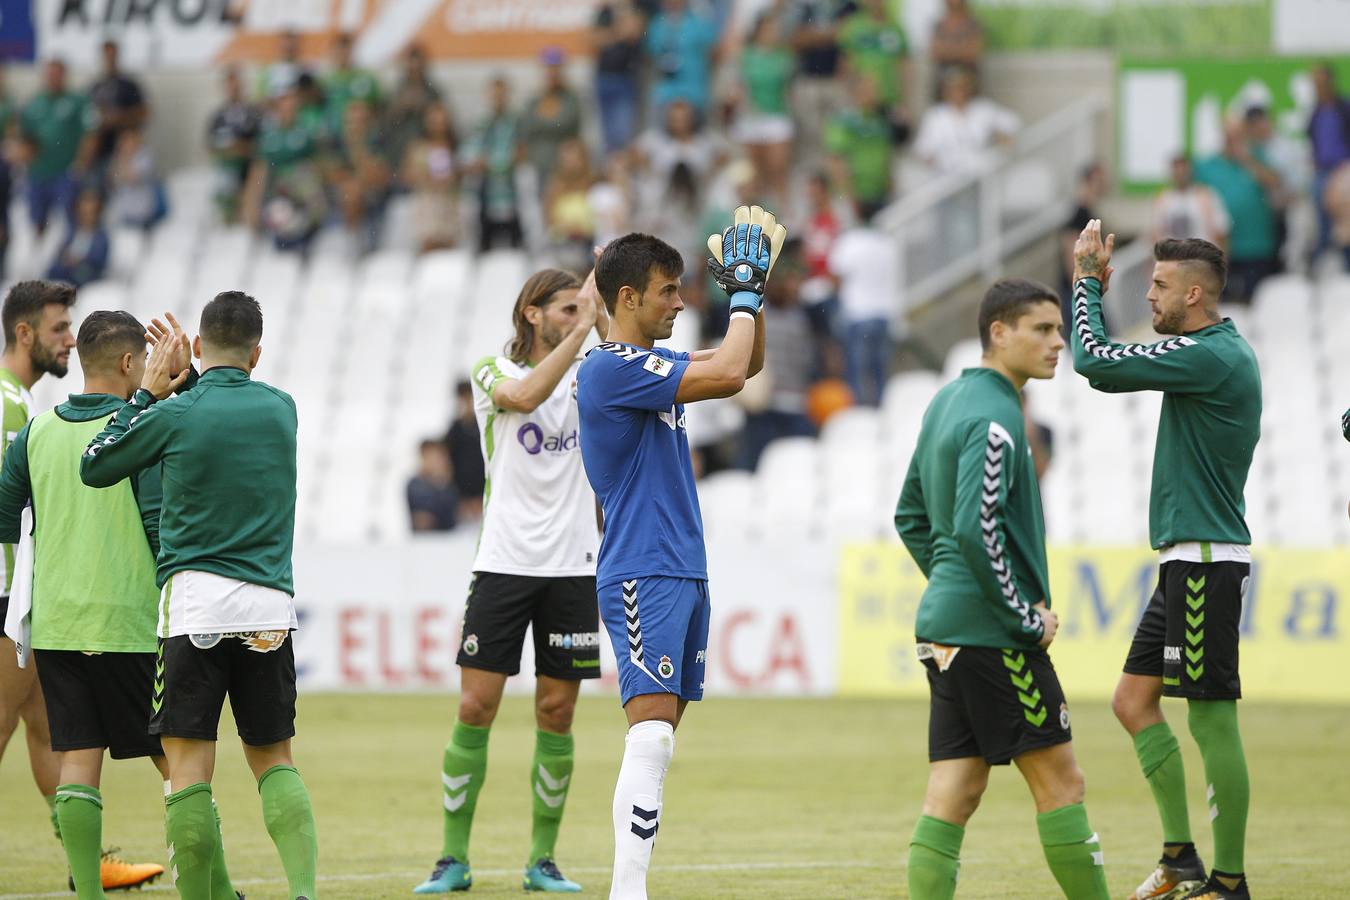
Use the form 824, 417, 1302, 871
599, 576, 710, 705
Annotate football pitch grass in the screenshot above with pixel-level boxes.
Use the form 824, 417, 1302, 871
2, 695, 1347, 898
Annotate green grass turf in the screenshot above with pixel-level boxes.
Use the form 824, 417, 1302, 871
1, 695, 1347, 898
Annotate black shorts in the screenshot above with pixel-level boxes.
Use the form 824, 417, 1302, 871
0, 593, 8, 630
34, 649, 162, 759
920, 642, 1073, 766
151, 632, 297, 746
1123, 559, 1246, 700
457, 573, 601, 680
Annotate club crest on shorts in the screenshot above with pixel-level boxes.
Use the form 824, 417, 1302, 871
657, 655, 674, 679
1059, 702, 1071, 731
462, 633, 480, 656
189, 633, 222, 650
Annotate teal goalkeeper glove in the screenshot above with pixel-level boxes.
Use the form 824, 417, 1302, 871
707, 205, 789, 316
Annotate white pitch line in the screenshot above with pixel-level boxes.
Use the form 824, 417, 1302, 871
1, 860, 887, 900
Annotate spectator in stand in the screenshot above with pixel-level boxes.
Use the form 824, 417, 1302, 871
646, 0, 720, 116
913, 63, 1018, 175
207, 66, 262, 224
587, 151, 635, 248
1195, 122, 1281, 303
825, 75, 895, 209
838, 0, 913, 137
1244, 104, 1308, 270
1152, 154, 1230, 247
107, 126, 168, 230
519, 48, 584, 191
1309, 63, 1350, 267
47, 190, 109, 287
634, 98, 727, 211
929, 0, 985, 76
407, 439, 459, 532
402, 103, 461, 253
384, 44, 443, 182
330, 98, 392, 253
592, 1, 646, 155
786, 0, 857, 165
444, 381, 485, 524
87, 39, 147, 181
738, 237, 819, 470
800, 171, 843, 363
543, 137, 596, 272
463, 76, 524, 252
1324, 159, 1350, 266
324, 31, 381, 137
243, 88, 326, 253
734, 11, 796, 209
259, 28, 308, 99
19, 59, 93, 238
1060, 162, 1105, 311
829, 199, 901, 407
294, 72, 331, 140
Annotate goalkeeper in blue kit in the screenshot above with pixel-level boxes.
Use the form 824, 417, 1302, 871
576, 208, 786, 900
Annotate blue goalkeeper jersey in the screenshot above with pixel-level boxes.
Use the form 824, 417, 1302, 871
577, 342, 707, 588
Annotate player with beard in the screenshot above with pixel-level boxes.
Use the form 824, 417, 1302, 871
1070, 224, 1261, 900
0, 281, 165, 891
414, 266, 609, 895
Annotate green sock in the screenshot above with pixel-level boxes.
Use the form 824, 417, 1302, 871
907, 814, 963, 900
1133, 721, 1192, 844
1037, 803, 1109, 900
210, 799, 237, 899
441, 720, 490, 862
56, 785, 105, 899
258, 764, 318, 899
1188, 700, 1248, 874
166, 783, 218, 899
529, 729, 574, 865
46, 792, 62, 841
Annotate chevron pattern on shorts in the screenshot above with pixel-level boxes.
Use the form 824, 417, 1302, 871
1003, 650, 1048, 727
623, 580, 643, 665
1073, 280, 1198, 361
1185, 575, 1206, 682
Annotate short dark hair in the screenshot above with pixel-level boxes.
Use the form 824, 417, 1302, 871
199, 290, 263, 353
3, 280, 76, 348
76, 311, 144, 374
1153, 238, 1227, 295
594, 233, 685, 314
977, 278, 1060, 351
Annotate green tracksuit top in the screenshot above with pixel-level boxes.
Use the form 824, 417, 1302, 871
0, 368, 32, 594
894, 367, 1049, 649
0, 394, 161, 651
80, 367, 298, 594
1069, 277, 1261, 549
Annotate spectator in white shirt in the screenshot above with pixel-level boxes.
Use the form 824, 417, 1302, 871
1152, 154, 1231, 248
913, 64, 1018, 175
828, 200, 903, 406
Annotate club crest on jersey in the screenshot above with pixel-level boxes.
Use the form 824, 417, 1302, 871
1059, 702, 1071, 731
462, 633, 480, 656
643, 355, 671, 378
189, 633, 222, 650
657, 655, 674, 679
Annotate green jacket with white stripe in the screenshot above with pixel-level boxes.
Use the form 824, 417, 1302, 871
0, 394, 160, 651
1069, 276, 1261, 550
79, 367, 298, 595
894, 367, 1049, 649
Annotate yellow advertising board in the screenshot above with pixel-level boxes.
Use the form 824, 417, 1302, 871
838, 544, 1350, 702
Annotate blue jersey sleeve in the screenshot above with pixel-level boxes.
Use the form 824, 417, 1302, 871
588, 344, 690, 412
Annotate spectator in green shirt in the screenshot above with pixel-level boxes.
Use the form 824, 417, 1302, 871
1195, 122, 1282, 304
734, 11, 795, 206
838, 0, 912, 130
464, 76, 525, 252
825, 74, 895, 208
519, 48, 584, 193
19, 59, 94, 238
324, 32, 381, 134
242, 89, 326, 253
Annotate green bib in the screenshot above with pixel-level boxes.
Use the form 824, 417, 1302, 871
28, 411, 159, 652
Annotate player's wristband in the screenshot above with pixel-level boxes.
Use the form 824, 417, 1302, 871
728, 290, 763, 316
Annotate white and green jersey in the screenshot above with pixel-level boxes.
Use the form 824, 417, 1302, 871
0, 369, 33, 594
470, 354, 599, 577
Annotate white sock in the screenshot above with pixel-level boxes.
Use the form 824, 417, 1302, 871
609, 720, 675, 900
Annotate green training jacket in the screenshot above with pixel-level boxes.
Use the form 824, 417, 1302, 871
894, 367, 1050, 649
1069, 276, 1261, 549
80, 367, 298, 594
0, 394, 160, 651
